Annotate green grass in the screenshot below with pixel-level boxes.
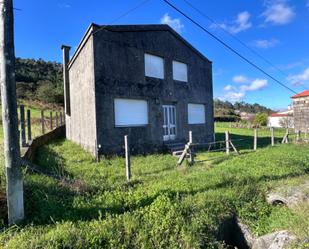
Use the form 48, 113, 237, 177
0, 123, 308, 248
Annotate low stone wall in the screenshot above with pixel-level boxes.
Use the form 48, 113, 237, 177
22, 125, 65, 161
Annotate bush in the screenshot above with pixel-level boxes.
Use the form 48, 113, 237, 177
36, 80, 64, 105
16, 82, 35, 99
214, 115, 241, 122
254, 112, 268, 127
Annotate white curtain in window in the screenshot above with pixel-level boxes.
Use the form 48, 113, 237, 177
173, 61, 188, 82
188, 103, 205, 124
144, 53, 164, 79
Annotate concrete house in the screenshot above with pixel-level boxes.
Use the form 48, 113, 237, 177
292, 90, 309, 132
61, 23, 214, 155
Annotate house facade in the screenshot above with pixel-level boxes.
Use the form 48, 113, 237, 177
267, 107, 294, 128
292, 90, 309, 132
62, 24, 214, 155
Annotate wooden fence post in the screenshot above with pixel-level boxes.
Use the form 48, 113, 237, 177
189, 131, 193, 144
19, 105, 26, 147
188, 131, 194, 165
124, 135, 131, 181
282, 128, 289, 144
296, 130, 300, 142
27, 109, 31, 142
56, 112, 59, 127
60, 112, 63, 125
271, 127, 274, 146
254, 129, 257, 151
50, 111, 53, 130
286, 128, 289, 144
225, 131, 230, 155
41, 110, 45, 134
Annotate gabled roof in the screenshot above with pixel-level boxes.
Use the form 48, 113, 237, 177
92, 24, 211, 63
67, 23, 211, 68
291, 90, 309, 99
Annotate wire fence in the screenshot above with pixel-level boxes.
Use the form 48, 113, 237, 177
177, 127, 309, 166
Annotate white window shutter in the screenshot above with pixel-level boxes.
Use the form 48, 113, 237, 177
114, 99, 148, 127
173, 61, 188, 82
188, 103, 205, 124
144, 53, 164, 79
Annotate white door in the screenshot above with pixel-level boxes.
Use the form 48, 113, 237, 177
163, 105, 176, 141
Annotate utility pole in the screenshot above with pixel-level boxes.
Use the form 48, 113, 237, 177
0, 0, 24, 225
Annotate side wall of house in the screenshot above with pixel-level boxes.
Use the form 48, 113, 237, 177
66, 36, 97, 155
293, 96, 309, 132
93, 28, 214, 154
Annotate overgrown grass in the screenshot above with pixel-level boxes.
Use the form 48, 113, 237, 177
0, 122, 308, 248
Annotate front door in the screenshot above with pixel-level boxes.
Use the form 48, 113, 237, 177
163, 105, 176, 141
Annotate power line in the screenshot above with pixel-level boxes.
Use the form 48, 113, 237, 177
92, 0, 152, 36
163, 0, 297, 94
182, 0, 305, 91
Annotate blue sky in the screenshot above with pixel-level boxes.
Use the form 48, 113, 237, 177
14, 0, 309, 109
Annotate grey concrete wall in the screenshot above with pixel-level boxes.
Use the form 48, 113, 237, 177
293, 97, 309, 132
67, 35, 97, 154
92, 26, 214, 154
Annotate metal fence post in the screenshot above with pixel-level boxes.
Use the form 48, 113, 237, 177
124, 135, 131, 181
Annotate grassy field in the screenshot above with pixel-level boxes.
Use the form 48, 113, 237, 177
0, 123, 308, 248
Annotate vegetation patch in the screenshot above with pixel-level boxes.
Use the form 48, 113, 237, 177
0, 137, 308, 248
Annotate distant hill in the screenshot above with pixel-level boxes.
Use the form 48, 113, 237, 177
214, 98, 273, 122
15, 58, 63, 105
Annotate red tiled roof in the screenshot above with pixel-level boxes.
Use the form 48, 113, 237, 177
291, 90, 309, 98
269, 113, 292, 117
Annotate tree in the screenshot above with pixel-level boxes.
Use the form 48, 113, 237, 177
254, 113, 268, 127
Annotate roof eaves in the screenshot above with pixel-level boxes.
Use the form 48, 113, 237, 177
67, 23, 97, 69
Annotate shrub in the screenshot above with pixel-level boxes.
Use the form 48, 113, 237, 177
254, 112, 268, 127
36, 80, 64, 105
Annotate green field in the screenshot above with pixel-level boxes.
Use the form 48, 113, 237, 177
0, 123, 308, 248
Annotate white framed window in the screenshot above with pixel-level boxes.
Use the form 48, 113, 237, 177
188, 103, 205, 124
144, 53, 164, 79
114, 98, 148, 127
173, 60, 188, 82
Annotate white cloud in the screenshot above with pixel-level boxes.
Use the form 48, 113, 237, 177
221, 77, 268, 102
221, 91, 245, 102
287, 66, 309, 86
211, 11, 252, 34
240, 79, 268, 91
262, 1, 295, 25
251, 38, 279, 49
160, 13, 184, 33
232, 75, 250, 83
224, 85, 233, 91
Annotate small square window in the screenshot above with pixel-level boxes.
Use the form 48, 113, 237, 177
173, 61, 188, 82
144, 53, 164, 79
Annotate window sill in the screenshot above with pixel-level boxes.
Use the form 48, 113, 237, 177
115, 124, 148, 128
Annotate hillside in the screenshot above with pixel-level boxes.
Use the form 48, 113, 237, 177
15, 58, 63, 105
214, 99, 273, 122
